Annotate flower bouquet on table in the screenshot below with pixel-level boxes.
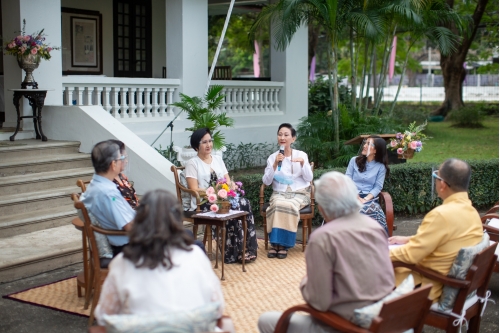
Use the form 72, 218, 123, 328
388, 121, 428, 159
204, 178, 245, 214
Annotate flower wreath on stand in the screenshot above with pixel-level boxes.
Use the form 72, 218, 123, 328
388, 121, 429, 159
204, 178, 245, 214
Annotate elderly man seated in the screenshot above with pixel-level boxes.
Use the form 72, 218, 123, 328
389, 158, 483, 302
258, 171, 394, 333
80, 140, 135, 256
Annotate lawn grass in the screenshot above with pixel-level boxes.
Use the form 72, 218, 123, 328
408, 116, 499, 163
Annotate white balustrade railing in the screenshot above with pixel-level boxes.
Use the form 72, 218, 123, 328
62, 76, 180, 118
210, 80, 284, 114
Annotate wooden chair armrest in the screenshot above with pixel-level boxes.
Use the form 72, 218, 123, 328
485, 205, 499, 215
392, 261, 470, 289
275, 304, 366, 333
89, 326, 106, 333
71, 217, 84, 229
481, 213, 499, 224
91, 225, 128, 236
483, 224, 499, 242
259, 183, 268, 207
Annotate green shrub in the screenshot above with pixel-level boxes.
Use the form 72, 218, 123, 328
448, 104, 486, 128
308, 76, 351, 114
224, 142, 276, 171
238, 160, 499, 226
391, 106, 430, 126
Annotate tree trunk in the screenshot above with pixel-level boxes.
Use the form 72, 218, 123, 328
390, 42, 412, 116
327, 41, 339, 155
434, 0, 488, 116
350, 27, 357, 110
358, 41, 369, 114
365, 42, 376, 111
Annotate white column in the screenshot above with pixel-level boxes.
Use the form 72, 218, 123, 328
270, 22, 308, 121
2, 0, 63, 128
166, 0, 207, 99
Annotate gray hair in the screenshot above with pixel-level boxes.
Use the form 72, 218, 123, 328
91, 140, 121, 174
314, 171, 361, 220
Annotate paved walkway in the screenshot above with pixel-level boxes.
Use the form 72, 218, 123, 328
0, 215, 498, 332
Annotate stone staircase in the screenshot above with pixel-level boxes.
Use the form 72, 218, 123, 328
0, 139, 94, 283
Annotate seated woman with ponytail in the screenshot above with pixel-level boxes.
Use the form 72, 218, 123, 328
345, 135, 390, 235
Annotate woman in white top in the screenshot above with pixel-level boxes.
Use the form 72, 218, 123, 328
94, 189, 224, 323
262, 123, 313, 259
185, 128, 258, 264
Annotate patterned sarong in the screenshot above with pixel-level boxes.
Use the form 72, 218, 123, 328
266, 186, 311, 249
359, 196, 388, 235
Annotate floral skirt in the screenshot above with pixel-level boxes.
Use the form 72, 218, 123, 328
359, 194, 388, 235
201, 197, 258, 264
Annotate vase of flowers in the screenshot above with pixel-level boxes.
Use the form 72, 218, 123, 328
4, 19, 59, 88
388, 121, 428, 159
204, 178, 245, 214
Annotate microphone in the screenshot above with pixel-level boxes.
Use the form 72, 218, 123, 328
277, 145, 285, 171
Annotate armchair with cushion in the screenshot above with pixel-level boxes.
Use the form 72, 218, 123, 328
274, 284, 433, 333
392, 242, 497, 333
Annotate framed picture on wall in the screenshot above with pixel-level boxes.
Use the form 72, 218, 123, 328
62, 8, 102, 75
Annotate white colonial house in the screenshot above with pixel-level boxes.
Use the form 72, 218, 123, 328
1, 0, 308, 194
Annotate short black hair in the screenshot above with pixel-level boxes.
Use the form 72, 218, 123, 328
123, 189, 193, 269
190, 128, 211, 151
277, 123, 296, 137
91, 140, 121, 174
440, 158, 471, 192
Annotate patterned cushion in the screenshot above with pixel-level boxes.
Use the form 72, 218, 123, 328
76, 210, 113, 259
351, 275, 414, 329
102, 302, 220, 333
437, 232, 490, 311
179, 171, 193, 211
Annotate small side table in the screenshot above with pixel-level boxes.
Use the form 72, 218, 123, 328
9, 89, 51, 141
192, 211, 248, 281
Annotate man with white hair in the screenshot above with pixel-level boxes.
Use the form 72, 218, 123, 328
258, 172, 394, 333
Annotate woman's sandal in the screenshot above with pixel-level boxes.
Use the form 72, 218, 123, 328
267, 248, 278, 258
239, 252, 257, 263
277, 249, 288, 259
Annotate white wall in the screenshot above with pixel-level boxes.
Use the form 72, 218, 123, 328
42, 105, 176, 195
61, 0, 114, 77
2, 0, 63, 128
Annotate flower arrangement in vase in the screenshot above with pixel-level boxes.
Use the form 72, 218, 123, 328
388, 121, 428, 159
3, 19, 59, 88
204, 178, 245, 214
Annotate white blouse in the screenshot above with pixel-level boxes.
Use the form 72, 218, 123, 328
94, 246, 225, 325
262, 149, 313, 192
185, 155, 229, 210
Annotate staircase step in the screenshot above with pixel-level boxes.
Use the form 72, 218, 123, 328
0, 153, 92, 176
0, 167, 94, 195
0, 206, 78, 238
0, 130, 35, 141
0, 139, 81, 159
0, 225, 82, 283
0, 186, 79, 216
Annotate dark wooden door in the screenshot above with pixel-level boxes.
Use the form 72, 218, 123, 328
113, 0, 152, 77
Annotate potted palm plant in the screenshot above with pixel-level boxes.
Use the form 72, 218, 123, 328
172, 85, 234, 165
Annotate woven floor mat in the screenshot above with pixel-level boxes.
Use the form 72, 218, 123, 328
4, 239, 306, 332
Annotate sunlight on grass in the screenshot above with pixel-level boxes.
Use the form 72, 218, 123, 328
408, 117, 499, 163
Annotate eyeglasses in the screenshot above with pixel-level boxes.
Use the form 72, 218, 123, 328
432, 170, 449, 186
115, 154, 128, 162
199, 139, 214, 145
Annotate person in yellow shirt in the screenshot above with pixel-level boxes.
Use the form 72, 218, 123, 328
388, 158, 483, 302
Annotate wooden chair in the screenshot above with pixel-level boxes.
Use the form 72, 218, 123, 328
274, 284, 433, 333
89, 315, 235, 333
77, 179, 91, 193
72, 194, 127, 326
259, 163, 315, 252
209, 66, 232, 80
170, 165, 210, 248
393, 243, 498, 333
378, 191, 396, 236
73, 180, 91, 309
